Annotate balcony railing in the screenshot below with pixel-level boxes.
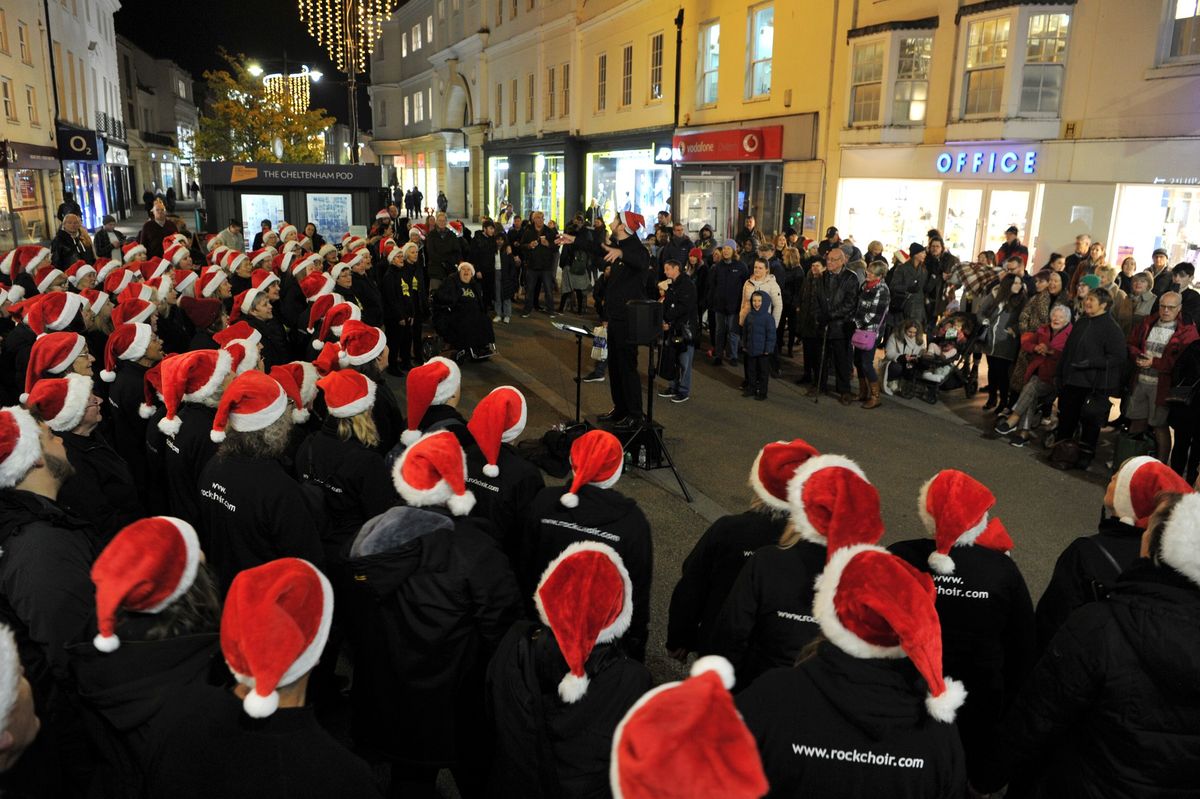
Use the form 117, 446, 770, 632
95, 111, 126, 141
142, 131, 176, 147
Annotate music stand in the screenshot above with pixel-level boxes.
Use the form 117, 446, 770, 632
553, 321, 592, 425
618, 336, 692, 502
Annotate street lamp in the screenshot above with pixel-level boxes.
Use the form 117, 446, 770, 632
247, 63, 264, 78
298, 0, 395, 165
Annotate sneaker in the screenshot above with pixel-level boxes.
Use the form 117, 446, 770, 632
657, 389, 676, 398
521, 312, 532, 318
582, 372, 605, 383
712, 357, 723, 366
671, 394, 690, 403
503, 316, 511, 324
994, 420, 1016, 435
1009, 434, 1028, 448
492, 315, 502, 323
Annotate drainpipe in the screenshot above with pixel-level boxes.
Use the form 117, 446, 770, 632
671, 8, 684, 222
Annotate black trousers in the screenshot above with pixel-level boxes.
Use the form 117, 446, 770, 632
819, 337, 853, 393
392, 319, 424, 368
608, 339, 643, 419
1170, 405, 1200, 483
802, 335, 822, 381
745, 354, 770, 397
986, 355, 1014, 407
1056, 384, 1102, 451
524, 269, 553, 312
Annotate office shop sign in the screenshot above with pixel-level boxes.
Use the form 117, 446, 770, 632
199, 161, 380, 189
935, 147, 1038, 177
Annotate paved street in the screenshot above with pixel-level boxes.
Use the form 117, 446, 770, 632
382, 308, 1105, 684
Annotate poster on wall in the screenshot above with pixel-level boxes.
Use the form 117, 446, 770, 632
306, 193, 353, 244
240, 194, 286, 237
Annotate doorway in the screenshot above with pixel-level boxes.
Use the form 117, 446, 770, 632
678, 173, 736, 240
940, 184, 1035, 260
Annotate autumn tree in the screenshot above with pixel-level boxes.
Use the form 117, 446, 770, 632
195, 50, 336, 163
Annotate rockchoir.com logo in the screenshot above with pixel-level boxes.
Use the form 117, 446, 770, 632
792, 744, 925, 769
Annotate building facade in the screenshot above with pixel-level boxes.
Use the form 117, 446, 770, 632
47, 0, 127, 227
115, 34, 198, 208
824, 0, 1200, 267
0, 0, 61, 247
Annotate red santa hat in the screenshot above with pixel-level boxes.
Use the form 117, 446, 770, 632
312, 300, 360, 347
535, 542, 633, 702
411, 223, 428, 240
22, 332, 87, 402
312, 341, 342, 376
224, 253, 250, 276
316, 369, 376, 419
63, 257, 93, 286
249, 247, 274, 269
786, 454, 884, 552
210, 370, 289, 443
618, 211, 645, 234
207, 244, 230, 263
278, 223, 298, 242
197, 269, 227, 298
139, 257, 169, 281
919, 469, 1014, 575
561, 430, 624, 509
223, 340, 260, 376
140, 360, 164, 419
401, 356, 461, 445
90, 516, 202, 653
172, 269, 198, 297
0, 245, 51, 285
164, 243, 190, 267
296, 235, 313, 252
24, 373, 92, 433
26, 291, 86, 335
116, 282, 154, 306
299, 271, 334, 301
610, 656, 767, 799
212, 320, 261, 350
293, 252, 323, 278
1156, 491, 1200, 588
317, 242, 338, 261
33, 264, 64, 293
79, 288, 109, 315
337, 320, 386, 369
0, 406, 43, 490
111, 298, 155, 327
121, 241, 147, 261
94, 257, 120, 284
749, 438, 821, 512
342, 235, 366, 252
813, 545, 966, 723
374, 208, 391, 221
146, 274, 173, 303
340, 249, 367, 270
229, 288, 265, 323
250, 270, 279, 293
391, 430, 475, 515
328, 261, 351, 284
448, 220, 463, 236
157, 349, 234, 436
467, 386, 527, 477
1111, 455, 1192, 529
270, 362, 319, 423
100, 323, 153, 382
281, 239, 302, 256
221, 557, 333, 718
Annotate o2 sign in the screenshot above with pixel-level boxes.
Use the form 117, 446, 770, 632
936, 149, 1037, 175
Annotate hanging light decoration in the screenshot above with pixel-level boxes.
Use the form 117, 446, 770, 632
298, 0, 395, 74
262, 66, 314, 111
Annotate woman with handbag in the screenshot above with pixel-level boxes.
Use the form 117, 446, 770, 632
852, 261, 890, 409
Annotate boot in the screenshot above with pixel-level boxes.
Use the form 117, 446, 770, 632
862, 381, 882, 409
856, 380, 869, 402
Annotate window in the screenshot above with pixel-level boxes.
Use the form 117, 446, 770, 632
17, 22, 30, 64
561, 63, 570, 116
177, 78, 187, 98
25, 86, 37, 124
427, 15, 433, 40
620, 44, 632, 107
527, 0, 534, 9
437, 0, 445, 19
526, 73, 534, 122
404, 94, 410, 125
414, 90, 424, 122
596, 53, 607, 111
412, 24, 422, 50
402, 32, 408, 57
428, 88, 432, 120
1171, 0, 1200, 58
746, 3, 774, 98
1021, 13, 1069, 113
964, 17, 1010, 116
511, 0, 517, 19
1, 79, 15, 121
893, 36, 932, 123
452, 0, 460, 11
648, 32, 664, 101
698, 21, 720, 106
850, 41, 883, 123
509, 78, 517, 124
546, 67, 555, 119
496, 0, 502, 25
0, 12, 8, 54
495, 82, 502, 125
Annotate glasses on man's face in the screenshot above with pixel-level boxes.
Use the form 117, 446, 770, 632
1161, 304, 1181, 311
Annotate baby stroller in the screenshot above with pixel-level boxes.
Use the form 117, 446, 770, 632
910, 312, 981, 404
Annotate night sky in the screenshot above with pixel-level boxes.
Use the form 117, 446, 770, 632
113, 0, 380, 130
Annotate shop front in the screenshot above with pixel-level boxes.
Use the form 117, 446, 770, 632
579, 130, 674, 224
0, 141, 59, 248
393, 150, 441, 216
104, 143, 131, 221
484, 134, 579, 227
57, 124, 109, 231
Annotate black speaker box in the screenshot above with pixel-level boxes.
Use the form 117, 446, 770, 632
627, 300, 664, 345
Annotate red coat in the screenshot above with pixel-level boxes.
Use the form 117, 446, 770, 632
1127, 313, 1200, 406
1022, 323, 1072, 383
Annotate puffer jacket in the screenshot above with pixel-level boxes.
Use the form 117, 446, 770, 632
980, 560, 1200, 798
710, 261, 749, 316
739, 274, 783, 327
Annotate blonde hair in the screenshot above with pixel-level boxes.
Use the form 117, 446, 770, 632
782, 247, 802, 267
1094, 264, 1118, 284
336, 409, 380, 449
778, 521, 804, 549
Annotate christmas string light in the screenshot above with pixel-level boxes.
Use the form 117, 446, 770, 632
298, 0, 396, 73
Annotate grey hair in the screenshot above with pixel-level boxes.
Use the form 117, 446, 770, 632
218, 413, 293, 460
1050, 303, 1073, 321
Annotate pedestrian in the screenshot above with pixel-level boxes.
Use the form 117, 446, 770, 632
91, 216, 126, 262
424, 211, 459, 295
50, 214, 93, 270
486, 542, 652, 797
436, 190, 448, 213
978, 274, 1028, 414
740, 291, 776, 400
490, 232, 517, 323
851, 260, 890, 408
809, 247, 858, 402
138, 201, 178, 259
347, 431, 520, 797
739, 258, 783, 382
658, 259, 697, 403
519, 211, 558, 317
164, 186, 176, 214
144, 558, 381, 799
709, 244, 747, 366
1126, 291, 1197, 460
882, 319, 924, 396
996, 224, 1029, 267
524, 430, 652, 660
887, 243, 929, 328
55, 192, 82, 222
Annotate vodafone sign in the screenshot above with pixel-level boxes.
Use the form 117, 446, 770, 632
671, 126, 783, 163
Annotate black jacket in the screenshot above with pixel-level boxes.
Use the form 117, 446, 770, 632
351, 272, 384, 327
981, 561, 1200, 798
710, 540, 826, 688
106, 361, 151, 504
51, 229, 92, 269
92, 228, 125, 260
58, 430, 144, 544
295, 422, 397, 562
145, 684, 381, 799
246, 315, 290, 372
465, 442, 545, 564
1034, 515, 1143, 651
367, 372, 405, 454
278, 276, 309, 334
196, 454, 325, 592
816, 268, 861, 339
425, 227, 462, 282
485, 620, 652, 798
0, 490, 98, 705
381, 261, 425, 323
605, 237, 652, 344
344, 507, 520, 766
737, 646, 967, 799
162, 404, 218, 529
666, 510, 787, 654
524, 485, 652, 661
67, 627, 220, 799
1, 323, 37, 404
889, 539, 1036, 784
662, 272, 698, 344
1057, 312, 1126, 391
520, 224, 559, 272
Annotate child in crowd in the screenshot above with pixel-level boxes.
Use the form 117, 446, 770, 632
741, 291, 775, 400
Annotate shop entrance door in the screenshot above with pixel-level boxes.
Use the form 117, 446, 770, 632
941, 185, 1035, 260
942, 187, 983, 259
679, 175, 736, 240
